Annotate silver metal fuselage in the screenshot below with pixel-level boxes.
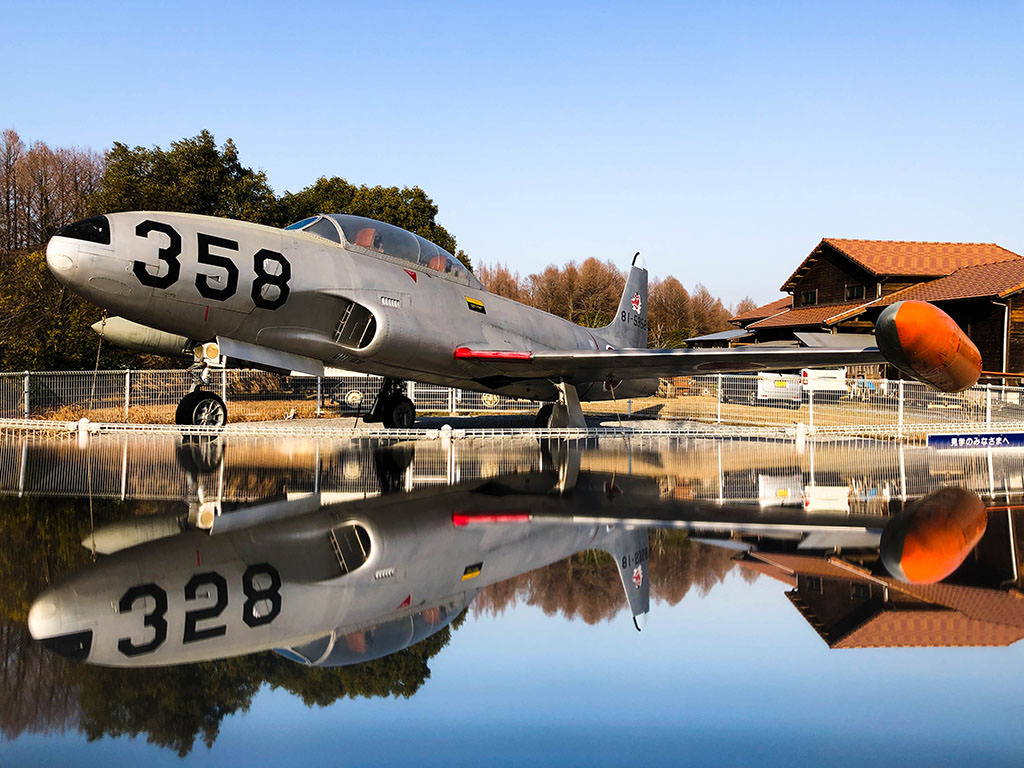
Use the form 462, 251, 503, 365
46, 212, 655, 401
28, 485, 613, 667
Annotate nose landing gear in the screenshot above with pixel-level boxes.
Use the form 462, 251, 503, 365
175, 344, 228, 427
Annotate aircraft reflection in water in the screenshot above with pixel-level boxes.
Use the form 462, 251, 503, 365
15, 433, 1024, 665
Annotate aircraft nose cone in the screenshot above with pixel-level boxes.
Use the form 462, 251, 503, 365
46, 235, 79, 276
27, 594, 60, 637
28, 591, 93, 661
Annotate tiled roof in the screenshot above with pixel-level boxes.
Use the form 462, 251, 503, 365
832, 609, 1024, 648
781, 239, 1021, 291
827, 258, 1024, 324
735, 557, 798, 587
730, 296, 792, 325
750, 552, 876, 581
881, 581, 1024, 630
746, 301, 868, 330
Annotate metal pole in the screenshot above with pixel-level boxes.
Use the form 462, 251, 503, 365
221, 368, 227, 403
23, 371, 29, 418
120, 440, 128, 500
897, 379, 904, 439
986, 384, 992, 427
716, 374, 722, 424
124, 369, 131, 421
316, 376, 322, 417
808, 386, 814, 431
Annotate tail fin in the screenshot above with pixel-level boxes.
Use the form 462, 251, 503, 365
602, 525, 651, 631
600, 252, 648, 349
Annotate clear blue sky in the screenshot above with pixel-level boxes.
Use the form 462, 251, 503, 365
4, 1, 1022, 306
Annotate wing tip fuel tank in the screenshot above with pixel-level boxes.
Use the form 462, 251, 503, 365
875, 301, 982, 392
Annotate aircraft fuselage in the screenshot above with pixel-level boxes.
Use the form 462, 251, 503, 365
46, 212, 656, 401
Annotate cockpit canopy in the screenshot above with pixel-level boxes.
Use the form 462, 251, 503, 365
286, 213, 481, 288
273, 594, 472, 667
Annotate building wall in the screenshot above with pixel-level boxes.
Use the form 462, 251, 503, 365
790, 248, 876, 305
1009, 295, 1024, 373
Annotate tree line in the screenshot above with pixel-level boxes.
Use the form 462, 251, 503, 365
0, 128, 755, 370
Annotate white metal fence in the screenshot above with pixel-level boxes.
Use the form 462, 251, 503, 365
0, 369, 539, 422
653, 374, 1024, 436
2, 369, 1024, 434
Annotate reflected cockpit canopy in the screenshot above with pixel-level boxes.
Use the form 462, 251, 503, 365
274, 594, 473, 667
285, 214, 480, 288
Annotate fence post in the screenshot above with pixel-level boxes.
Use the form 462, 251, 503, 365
808, 386, 814, 430
316, 376, 323, 416
716, 374, 722, 424
407, 381, 415, 402
23, 371, 29, 418
124, 369, 131, 421
986, 384, 992, 427
221, 368, 227, 404
897, 379, 904, 439
449, 388, 456, 416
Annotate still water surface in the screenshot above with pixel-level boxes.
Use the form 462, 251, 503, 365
2, 433, 1023, 766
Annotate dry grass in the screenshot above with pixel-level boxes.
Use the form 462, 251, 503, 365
33, 392, 987, 429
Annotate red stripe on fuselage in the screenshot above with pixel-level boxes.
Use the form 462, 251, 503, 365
453, 511, 532, 526
454, 347, 533, 361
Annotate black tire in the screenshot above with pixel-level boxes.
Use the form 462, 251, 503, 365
535, 403, 554, 428
175, 390, 227, 427
382, 395, 415, 428
176, 436, 225, 474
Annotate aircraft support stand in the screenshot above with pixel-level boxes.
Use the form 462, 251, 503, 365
548, 382, 586, 428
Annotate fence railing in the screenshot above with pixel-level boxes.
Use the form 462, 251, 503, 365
0, 369, 539, 422
2, 369, 1024, 433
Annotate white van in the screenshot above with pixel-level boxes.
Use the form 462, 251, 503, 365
800, 368, 848, 401
722, 373, 801, 407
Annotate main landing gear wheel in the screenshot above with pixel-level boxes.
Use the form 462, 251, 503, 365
382, 395, 415, 428
365, 378, 416, 429
175, 390, 228, 427
535, 403, 554, 428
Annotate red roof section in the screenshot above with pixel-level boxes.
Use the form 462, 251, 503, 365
746, 301, 867, 330
828, 258, 1024, 324
729, 296, 792, 326
781, 239, 1021, 291
832, 609, 1024, 648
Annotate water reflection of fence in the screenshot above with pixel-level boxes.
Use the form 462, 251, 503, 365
3, 370, 1024, 435
3, 433, 1024, 510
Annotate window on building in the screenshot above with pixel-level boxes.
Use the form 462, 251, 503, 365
805, 576, 823, 594
851, 582, 870, 600
845, 284, 865, 300
800, 289, 817, 306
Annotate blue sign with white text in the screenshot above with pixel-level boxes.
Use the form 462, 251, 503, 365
927, 433, 1024, 450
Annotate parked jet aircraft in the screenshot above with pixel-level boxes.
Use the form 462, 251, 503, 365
28, 449, 993, 667
28, 463, 656, 667
46, 212, 983, 427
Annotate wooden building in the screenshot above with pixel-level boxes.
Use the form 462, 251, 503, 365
729, 239, 1024, 373
736, 504, 1024, 648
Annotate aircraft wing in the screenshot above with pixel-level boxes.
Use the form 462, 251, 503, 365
454, 344, 885, 382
